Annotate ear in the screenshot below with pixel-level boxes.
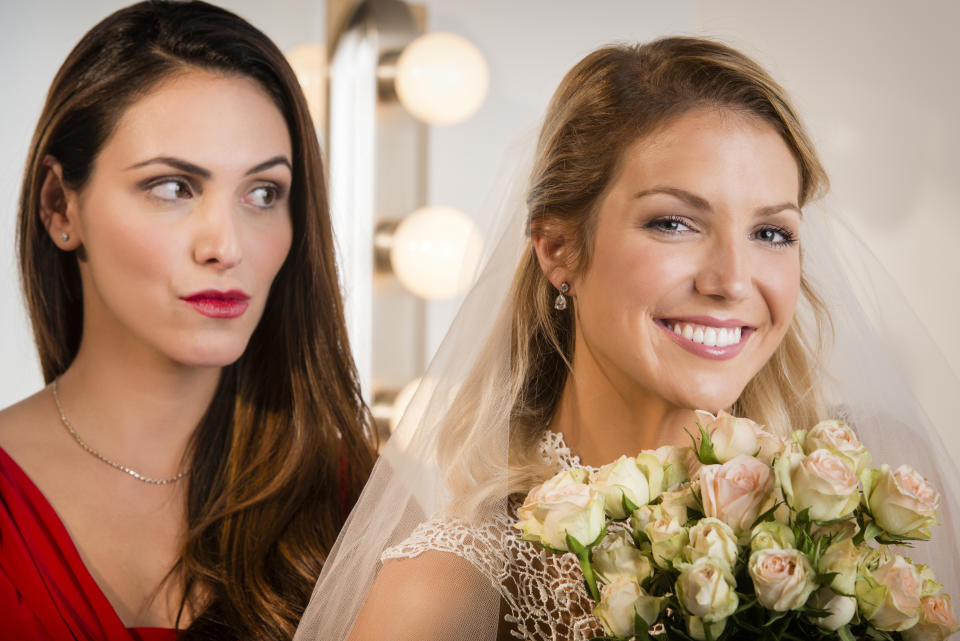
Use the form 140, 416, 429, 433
530, 218, 575, 293
39, 156, 82, 250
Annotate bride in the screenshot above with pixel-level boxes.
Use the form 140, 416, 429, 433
297, 37, 960, 640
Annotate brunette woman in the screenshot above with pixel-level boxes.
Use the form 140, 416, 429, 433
0, 2, 375, 639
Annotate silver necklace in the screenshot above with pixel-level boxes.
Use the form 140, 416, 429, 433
52, 379, 189, 486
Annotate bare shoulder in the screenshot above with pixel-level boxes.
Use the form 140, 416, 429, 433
349, 550, 498, 641
0, 385, 61, 467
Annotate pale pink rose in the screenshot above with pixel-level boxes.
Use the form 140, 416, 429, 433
775, 448, 859, 521
696, 410, 785, 465
857, 552, 923, 631
804, 419, 871, 474
658, 486, 698, 524
515, 469, 605, 551
700, 455, 775, 535
749, 548, 817, 611
863, 464, 941, 539
903, 595, 959, 641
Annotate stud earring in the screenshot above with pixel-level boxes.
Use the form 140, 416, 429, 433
553, 282, 570, 311
60, 232, 70, 242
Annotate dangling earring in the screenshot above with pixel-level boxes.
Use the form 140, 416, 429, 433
554, 282, 570, 311
60, 232, 70, 242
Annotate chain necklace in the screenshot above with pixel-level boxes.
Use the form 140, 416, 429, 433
52, 379, 189, 486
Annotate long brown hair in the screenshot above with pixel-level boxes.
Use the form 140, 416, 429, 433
513, 38, 831, 455
16, 2, 375, 638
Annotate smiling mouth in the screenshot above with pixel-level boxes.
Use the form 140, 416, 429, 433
655, 318, 755, 360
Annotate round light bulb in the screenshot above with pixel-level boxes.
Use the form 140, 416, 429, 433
390, 206, 483, 299
395, 32, 489, 125
285, 43, 326, 126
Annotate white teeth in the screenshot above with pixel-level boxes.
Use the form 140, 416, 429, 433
669, 321, 745, 348
703, 327, 717, 347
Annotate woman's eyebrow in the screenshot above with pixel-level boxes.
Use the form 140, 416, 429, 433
125, 155, 292, 177
245, 155, 292, 176
635, 186, 802, 218
634, 186, 711, 210
126, 156, 210, 177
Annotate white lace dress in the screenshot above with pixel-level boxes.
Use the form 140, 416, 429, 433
382, 431, 604, 641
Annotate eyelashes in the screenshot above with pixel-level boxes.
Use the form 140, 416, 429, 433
644, 215, 798, 248
140, 176, 287, 209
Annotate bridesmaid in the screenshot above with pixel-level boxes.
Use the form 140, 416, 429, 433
0, 2, 375, 640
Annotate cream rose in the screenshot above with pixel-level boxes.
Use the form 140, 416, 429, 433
775, 448, 859, 522
676, 557, 739, 623
646, 444, 691, 490
697, 409, 785, 465
750, 521, 796, 552
640, 509, 688, 569
659, 486, 697, 524
593, 578, 663, 638
683, 518, 739, 571
748, 548, 817, 611
808, 587, 857, 631
685, 614, 727, 641
819, 538, 860, 595
863, 464, 941, 539
592, 530, 654, 585
700, 455, 775, 536
856, 551, 923, 631
591, 454, 664, 519
804, 419, 872, 475
903, 594, 959, 641
516, 468, 605, 551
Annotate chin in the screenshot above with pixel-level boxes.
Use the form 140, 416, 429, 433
169, 336, 251, 368
670, 380, 746, 415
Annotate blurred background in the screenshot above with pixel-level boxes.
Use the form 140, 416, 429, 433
2, 1, 957, 448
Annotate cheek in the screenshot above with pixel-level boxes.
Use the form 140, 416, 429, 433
246, 214, 293, 284
757, 253, 801, 327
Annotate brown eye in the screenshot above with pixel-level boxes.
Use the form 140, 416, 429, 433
244, 185, 278, 208
149, 179, 192, 201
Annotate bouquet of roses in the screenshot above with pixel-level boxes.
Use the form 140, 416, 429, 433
514, 412, 957, 641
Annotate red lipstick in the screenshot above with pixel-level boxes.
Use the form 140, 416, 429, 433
182, 289, 250, 319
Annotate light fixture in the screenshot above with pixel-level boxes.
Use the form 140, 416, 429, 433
394, 32, 490, 125
379, 206, 484, 299
285, 43, 326, 127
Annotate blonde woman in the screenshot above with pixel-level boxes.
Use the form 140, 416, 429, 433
295, 37, 960, 641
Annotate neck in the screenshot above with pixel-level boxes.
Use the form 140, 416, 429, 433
54, 330, 222, 480
550, 332, 696, 467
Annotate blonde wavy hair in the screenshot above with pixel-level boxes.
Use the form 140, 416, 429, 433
441, 37, 832, 513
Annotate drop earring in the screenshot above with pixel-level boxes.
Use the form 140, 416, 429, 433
553, 282, 570, 311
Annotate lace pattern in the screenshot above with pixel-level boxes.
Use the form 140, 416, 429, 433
382, 431, 604, 640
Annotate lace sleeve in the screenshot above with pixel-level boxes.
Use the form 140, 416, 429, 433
382, 432, 606, 641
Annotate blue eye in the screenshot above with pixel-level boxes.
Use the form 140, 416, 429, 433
243, 185, 279, 208
148, 179, 192, 201
647, 216, 694, 234
754, 226, 797, 247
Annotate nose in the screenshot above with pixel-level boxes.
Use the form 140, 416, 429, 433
694, 233, 751, 302
192, 198, 242, 269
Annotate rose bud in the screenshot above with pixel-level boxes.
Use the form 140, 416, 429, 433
700, 455, 775, 536
593, 578, 662, 639
856, 551, 923, 631
863, 464, 941, 539
515, 468, 605, 551
593, 530, 654, 585
748, 548, 817, 611
775, 448, 859, 522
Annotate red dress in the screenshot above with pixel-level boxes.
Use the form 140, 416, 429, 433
0, 446, 179, 640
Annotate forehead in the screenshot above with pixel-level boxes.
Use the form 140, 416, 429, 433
98, 69, 292, 172
611, 108, 801, 204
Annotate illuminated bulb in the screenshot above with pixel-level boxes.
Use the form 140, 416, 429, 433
390, 206, 483, 299
395, 32, 489, 125
285, 43, 326, 126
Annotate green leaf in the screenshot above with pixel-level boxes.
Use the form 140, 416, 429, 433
622, 493, 640, 517
685, 423, 721, 465
862, 522, 883, 545
633, 613, 651, 641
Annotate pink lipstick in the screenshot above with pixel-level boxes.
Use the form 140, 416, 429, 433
182, 289, 250, 319
655, 317, 754, 361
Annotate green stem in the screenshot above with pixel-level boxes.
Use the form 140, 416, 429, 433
577, 547, 601, 602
